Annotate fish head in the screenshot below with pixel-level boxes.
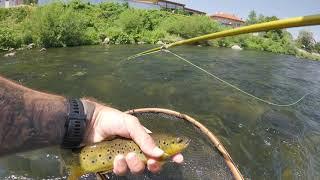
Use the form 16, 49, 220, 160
155, 135, 190, 158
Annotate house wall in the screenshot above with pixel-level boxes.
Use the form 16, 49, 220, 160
157, 1, 184, 10
212, 17, 244, 27
1, 0, 24, 8
129, 1, 160, 10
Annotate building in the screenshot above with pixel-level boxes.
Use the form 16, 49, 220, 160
184, 7, 206, 15
134, 0, 206, 15
156, 0, 185, 10
0, 0, 23, 8
210, 12, 245, 28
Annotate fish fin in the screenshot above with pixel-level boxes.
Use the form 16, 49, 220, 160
96, 173, 108, 180
67, 167, 84, 180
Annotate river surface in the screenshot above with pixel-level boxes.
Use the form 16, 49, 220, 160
0, 45, 320, 180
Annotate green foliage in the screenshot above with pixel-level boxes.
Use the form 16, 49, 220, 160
296, 30, 315, 52
24, 2, 88, 47
160, 15, 221, 39
23, 0, 38, 5
247, 10, 258, 25
0, 1, 315, 60
0, 27, 19, 49
314, 42, 320, 53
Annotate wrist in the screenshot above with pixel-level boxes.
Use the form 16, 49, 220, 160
81, 99, 96, 123
80, 98, 97, 144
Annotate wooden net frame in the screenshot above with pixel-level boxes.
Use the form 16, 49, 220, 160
125, 108, 244, 180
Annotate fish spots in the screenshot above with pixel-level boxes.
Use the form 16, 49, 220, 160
99, 154, 102, 157
92, 160, 95, 163
102, 162, 105, 165
108, 156, 112, 160
83, 157, 86, 160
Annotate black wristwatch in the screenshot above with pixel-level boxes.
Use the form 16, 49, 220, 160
61, 99, 87, 149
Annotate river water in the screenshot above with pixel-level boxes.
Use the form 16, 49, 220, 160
0, 45, 319, 179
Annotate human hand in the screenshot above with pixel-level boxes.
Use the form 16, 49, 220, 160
81, 99, 184, 175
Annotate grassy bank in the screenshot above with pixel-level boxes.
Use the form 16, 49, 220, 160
0, 1, 318, 60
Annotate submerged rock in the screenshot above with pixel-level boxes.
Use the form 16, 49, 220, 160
259, 110, 303, 139
8, 48, 15, 52
27, 43, 35, 49
71, 71, 87, 77
4, 52, 16, 57
40, 48, 46, 52
156, 40, 164, 45
102, 37, 110, 45
137, 41, 146, 45
231, 45, 243, 50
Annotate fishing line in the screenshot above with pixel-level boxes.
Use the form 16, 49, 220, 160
163, 49, 309, 107
127, 49, 162, 60
126, 45, 309, 106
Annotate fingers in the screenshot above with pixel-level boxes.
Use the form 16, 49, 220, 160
147, 159, 162, 173
126, 152, 145, 174
113, 155, 128, 176
143, 127, 152, 134
124, 115, 163, 158
113, 153, 184, 176
172, 153, 184, 163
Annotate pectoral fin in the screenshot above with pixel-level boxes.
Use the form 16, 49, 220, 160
67, 167, 84, 180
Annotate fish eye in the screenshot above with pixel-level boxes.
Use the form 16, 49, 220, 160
177, 138, 183, 143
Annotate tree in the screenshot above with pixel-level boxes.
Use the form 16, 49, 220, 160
314, 42, 320, 53
296, 30, 316, 52
246, 10, 258, 25
23, 0, 38, 5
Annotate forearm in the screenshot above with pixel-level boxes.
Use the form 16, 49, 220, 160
0, 76, 67, 155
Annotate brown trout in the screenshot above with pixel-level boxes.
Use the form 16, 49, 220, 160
61, 134, 190, 180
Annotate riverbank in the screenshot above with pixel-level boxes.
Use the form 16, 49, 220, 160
0, 1, 319, 61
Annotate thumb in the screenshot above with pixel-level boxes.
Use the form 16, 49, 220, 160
125, 115, 163, 158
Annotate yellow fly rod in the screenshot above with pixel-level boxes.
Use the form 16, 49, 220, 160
129, 14, 320, 59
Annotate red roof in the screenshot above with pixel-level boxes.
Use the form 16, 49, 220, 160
210, 12, 244, 22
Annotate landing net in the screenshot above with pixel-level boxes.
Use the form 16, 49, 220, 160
98, 108, 243, 180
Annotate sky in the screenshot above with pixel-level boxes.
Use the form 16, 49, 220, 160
172, 0, 320, 41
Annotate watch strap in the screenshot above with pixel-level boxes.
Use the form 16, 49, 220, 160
62, 99, 86, 149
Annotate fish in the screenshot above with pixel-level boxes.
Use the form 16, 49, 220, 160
61, 134, 190, 180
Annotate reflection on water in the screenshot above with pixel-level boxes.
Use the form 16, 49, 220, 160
0, 45, 320, 179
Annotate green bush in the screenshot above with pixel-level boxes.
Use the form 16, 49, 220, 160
24, 2, 87, 47
0, 1, 314, 60
0, 27, 18, 49
160, 15, 220, 39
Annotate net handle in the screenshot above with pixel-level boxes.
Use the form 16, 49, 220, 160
125, 108, 244, 180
